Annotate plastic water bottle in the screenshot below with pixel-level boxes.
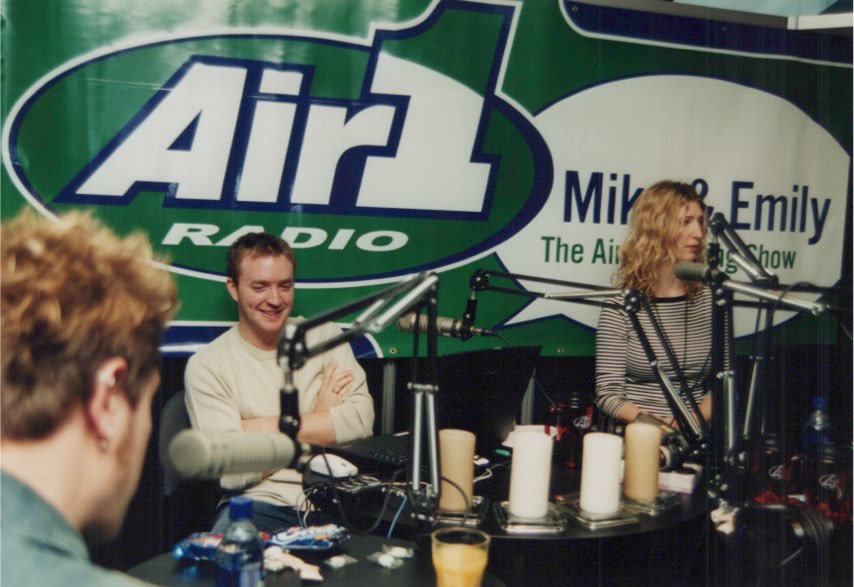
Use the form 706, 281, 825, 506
215, 497, 265, 587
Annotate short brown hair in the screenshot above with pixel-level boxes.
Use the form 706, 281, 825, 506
226, 232, 296, 283
1, 210, 178, 439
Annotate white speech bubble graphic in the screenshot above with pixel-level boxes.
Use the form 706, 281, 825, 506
495, 75, 849, 336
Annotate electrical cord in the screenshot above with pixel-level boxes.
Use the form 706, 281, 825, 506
304, 451, 506, 537
386, 493, 408, 538
302, 450, 407, 536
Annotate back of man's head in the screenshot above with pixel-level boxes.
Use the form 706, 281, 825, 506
226, 232, 296, 284
0, 210, 178, 439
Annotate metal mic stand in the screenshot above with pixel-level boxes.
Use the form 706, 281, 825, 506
401, 291, 444, 519
709, 213, 777, 453
698, 238, 827, 506
620, 289, 709, 448
700, 218, 834, 584
469, 269, 707, 451
699, 250, 739, 506
277, 272, 442, 518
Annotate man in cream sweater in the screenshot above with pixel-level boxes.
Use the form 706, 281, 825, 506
185, 232, 374, 533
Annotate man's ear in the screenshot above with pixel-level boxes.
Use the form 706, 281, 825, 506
226, 277, 239, 303
86, 357, 129, 446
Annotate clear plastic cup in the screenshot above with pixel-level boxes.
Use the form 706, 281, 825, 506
431, 526, 490, 587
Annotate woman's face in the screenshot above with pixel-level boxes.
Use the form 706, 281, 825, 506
675, 201, 705, 262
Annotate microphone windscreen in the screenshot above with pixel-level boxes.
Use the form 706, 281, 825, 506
168, 429, 296, 479
168, 429, 213, 478
673, 261, 706, 281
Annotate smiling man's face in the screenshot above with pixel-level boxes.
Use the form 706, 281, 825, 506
227, 253, 295, 350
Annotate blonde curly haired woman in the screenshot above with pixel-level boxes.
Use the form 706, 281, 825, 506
595, 180, 715, 427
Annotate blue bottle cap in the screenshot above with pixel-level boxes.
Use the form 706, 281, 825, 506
228, 496, 253, 521
812, 396, 829, 410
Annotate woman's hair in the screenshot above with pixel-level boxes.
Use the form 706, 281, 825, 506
615, 180, 707, 297
226, 232, 296, 283
1, 210, 178, 439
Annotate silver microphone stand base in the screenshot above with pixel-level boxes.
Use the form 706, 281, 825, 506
556, 494, 641, 530
622, 490, 681, 516
495, 501, 567, 535
434, 495, 487, 528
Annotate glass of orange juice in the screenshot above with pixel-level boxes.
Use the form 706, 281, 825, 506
431, 526, 490, 587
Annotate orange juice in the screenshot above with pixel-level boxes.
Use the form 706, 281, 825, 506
432, 543, 488, 587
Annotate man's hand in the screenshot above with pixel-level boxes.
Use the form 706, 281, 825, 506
313, 360, 353, 411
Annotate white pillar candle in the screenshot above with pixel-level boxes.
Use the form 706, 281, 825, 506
508, 430, 553, 519
623, 422, 662, 502
579, 432, 623, 515
438, 428, 476, 512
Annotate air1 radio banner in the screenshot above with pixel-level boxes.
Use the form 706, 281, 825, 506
2, 0, 850, 357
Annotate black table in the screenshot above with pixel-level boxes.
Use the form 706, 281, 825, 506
308, 462, 713, 586
478, 463, 713, 585
320, 463, 710, 539
128, 534, 506, 586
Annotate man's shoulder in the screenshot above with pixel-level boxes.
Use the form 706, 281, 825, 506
188, 326, 239, 361
1, 474, 147, 587
185, 327, 243, 382
1, 546, 151, 587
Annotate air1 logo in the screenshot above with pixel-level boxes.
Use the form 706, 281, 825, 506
7, 2, 546, 284
59, 54, 493, 216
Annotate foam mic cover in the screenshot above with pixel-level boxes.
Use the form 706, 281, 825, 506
168, 429, 297, 479
673, 261, 708, 281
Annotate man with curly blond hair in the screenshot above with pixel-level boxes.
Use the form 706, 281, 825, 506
1, 210, 178, 586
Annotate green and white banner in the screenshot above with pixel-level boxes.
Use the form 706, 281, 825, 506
2, 0, 850, 357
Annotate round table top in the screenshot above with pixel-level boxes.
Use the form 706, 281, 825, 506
128, 533, 506, 587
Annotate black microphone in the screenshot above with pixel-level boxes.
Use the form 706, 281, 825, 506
674, 261, 726, 283
396, 312, 495, 339
168, 429, 302, 479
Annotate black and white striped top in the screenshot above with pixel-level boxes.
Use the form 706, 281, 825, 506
595, 287, 719, 421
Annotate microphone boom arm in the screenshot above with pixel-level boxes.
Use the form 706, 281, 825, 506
468, 268, 730, 469
622, 289, 709, 447
710, 212, 777, 285
467, 268, 707, 447
279, 272, 439, 371
721, 280, 825, 315
468, 268, 624, 308
277, 272, 443, 517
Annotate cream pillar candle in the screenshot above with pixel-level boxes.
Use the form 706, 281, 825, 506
508, 430, 553, 519
579, 432, 623, 515
623, 422, 662, 502
438, 429, 476, 512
